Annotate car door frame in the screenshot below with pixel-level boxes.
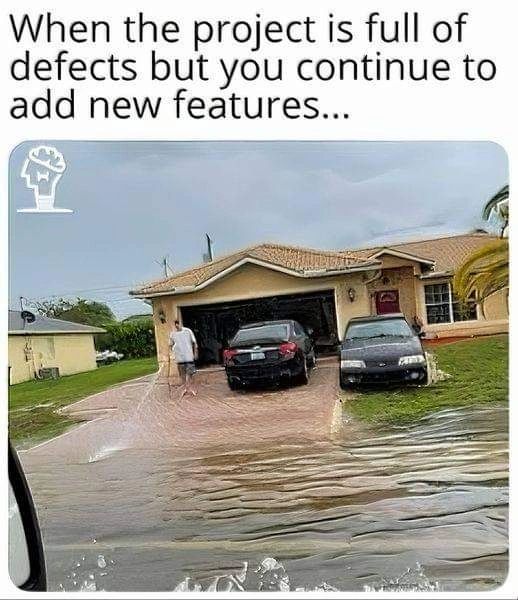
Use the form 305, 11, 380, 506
8, 443, 47, 591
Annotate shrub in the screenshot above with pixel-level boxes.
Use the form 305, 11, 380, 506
97, 321, 156, 358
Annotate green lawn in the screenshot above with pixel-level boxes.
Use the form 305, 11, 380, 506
9, 357, 158, 448
343, 335, 508, 424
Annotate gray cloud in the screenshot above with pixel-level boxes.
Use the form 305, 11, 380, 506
9, 141, 507, 318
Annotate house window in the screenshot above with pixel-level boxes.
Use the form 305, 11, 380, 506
424, 282, 477, 324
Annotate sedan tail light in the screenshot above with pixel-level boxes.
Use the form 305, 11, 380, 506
223, 348, 237, 364
279, 342, 297, 356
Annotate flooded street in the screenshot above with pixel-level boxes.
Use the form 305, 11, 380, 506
20, 365, 508, 592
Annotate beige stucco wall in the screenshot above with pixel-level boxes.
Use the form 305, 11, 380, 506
9, 333, 98, 384
8, 336, 32, 384
365, 254, 508, 339
482, 288, 509, 321
151, 262, 372, 370
367, 265, 420, 322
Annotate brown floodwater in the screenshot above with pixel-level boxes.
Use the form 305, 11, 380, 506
19, 367, 508, 592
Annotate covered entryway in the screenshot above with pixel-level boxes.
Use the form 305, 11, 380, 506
181, 290, 338, 365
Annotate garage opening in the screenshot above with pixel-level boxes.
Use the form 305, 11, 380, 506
181, 290, 338, 365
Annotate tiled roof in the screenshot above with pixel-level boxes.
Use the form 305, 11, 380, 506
354, 232, 498, 273
132, 232, 498, 297
8, 310, 106, 335
133, 243, 375, 296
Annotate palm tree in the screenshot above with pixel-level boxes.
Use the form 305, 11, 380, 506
453, 186, 509, 308
482, 184, 509, 237
453, 238, 508, 304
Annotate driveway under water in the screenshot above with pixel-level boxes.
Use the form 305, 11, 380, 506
19, 363, 508, 592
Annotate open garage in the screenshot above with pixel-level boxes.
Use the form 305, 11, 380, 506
181, 290, 338, 365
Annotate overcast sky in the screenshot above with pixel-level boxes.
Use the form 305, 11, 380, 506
9, 141, 507, 318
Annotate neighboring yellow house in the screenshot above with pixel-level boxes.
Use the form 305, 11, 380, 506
8, 311, 105, 384
131, 232, 509, 371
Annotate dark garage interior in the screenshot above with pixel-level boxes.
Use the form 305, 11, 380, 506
181, 290, 338, 365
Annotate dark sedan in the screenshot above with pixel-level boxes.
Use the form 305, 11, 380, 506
223, 320, 316, 389
339, 313, 427, 388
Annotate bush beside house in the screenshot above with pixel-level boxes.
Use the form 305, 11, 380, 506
97, 320, 156, 358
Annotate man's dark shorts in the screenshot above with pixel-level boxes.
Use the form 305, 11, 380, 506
177, 362, 196, 377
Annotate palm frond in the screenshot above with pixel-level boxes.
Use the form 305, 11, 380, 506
482, 184, 509, 220
453, 239, 509, 303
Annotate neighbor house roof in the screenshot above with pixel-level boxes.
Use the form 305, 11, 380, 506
131, 232, 497, 298
8, 310, 106, 335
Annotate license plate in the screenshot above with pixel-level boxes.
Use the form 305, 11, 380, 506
250, 352, 265, 360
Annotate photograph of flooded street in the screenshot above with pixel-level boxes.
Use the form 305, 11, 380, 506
21, 366, 508, 592
9, 141, 509, 592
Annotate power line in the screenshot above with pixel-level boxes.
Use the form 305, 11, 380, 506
20, 293, 148, 309
19, 253, 177, 301
104, 298, 149, 304
22, 284, 137, 301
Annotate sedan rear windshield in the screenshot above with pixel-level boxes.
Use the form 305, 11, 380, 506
346, 319, 413, 339
233, 324, 290, 344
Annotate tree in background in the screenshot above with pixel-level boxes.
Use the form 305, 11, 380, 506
453, 185, 509, 310
122, 313, 153, 324
32, 297, 116, 327
97, 321, 156, 358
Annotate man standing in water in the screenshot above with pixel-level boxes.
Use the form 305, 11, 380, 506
170, 320, 198, 397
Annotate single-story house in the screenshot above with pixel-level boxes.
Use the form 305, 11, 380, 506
131, 232, 508, 369
8, 310, 105, 384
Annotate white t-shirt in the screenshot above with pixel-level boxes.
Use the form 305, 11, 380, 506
170, 327, 197, 363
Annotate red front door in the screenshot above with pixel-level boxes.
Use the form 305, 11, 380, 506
375, 290, 400, 315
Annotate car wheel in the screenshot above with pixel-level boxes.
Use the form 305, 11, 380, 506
296, 358, 309, 385
227, 377, 240, 391
339, 372, 350, 390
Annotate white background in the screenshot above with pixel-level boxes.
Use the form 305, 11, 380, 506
1, 0, 515, 597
